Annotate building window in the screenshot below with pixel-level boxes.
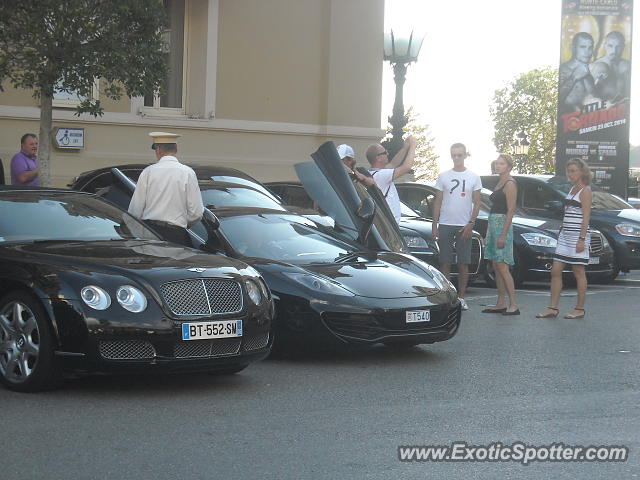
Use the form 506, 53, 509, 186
144, 0, 186, 112
52, 81, 99, 108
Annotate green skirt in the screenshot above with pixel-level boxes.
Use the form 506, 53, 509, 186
484, 214, 514, 265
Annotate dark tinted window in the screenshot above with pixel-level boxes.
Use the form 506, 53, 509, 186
547, 177, 632, 209
0, 192, 158, 242
398, 187, 435, 219
521, 181, 557, 209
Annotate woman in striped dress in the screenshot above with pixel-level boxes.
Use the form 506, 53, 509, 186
536, 158, 592, 319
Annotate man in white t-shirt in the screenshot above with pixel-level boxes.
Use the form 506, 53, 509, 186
432, 143, 482, 310
365, 136, 417, 223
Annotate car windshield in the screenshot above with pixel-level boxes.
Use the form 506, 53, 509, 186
400, 202, 420, 217
548, 178, 632, 210
218, 213, 360, 264
0, 191, 159, 243
200, 186, 286, 210
209, 175, 281, 202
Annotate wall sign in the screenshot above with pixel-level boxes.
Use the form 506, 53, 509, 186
54, 127, 85, 149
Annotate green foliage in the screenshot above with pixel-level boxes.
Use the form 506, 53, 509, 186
490, 67, 558, 174
0, 0, 168, 114
383, 107, 439, 181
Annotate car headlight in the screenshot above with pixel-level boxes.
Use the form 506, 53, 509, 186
403, 235, 429, 248
81, 285, 111, 310
520, 232, 558, 248
116, 285, 147, 313
615, 223, 640, 237
284, 272, 355, 296
245, 279, 263, 305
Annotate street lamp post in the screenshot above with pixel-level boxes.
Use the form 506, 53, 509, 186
513, 130, 530, 173
383, 28, 424, 159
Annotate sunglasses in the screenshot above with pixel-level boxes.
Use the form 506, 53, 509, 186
376, 150, 388, 157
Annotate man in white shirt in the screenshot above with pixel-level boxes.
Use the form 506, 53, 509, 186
431, 143, 482, 310
128, 132, 204, 247
365, 136, 416, 223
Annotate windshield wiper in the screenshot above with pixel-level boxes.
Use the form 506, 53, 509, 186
333, 250, 373, 263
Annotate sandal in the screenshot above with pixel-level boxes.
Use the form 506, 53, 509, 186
535, 307, 559, 318
564, 308, 585, 319
481, 307, 507, 313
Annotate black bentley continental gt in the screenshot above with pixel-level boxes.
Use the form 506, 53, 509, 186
0, 187, 273, 391
70, 153, 461, 352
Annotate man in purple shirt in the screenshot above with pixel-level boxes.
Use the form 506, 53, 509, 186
11, 133, 40, 186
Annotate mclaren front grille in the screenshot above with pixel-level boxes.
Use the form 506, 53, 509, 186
322, 308, 450, 341
160, 279, 243, 316
99, 340, 156, 360
173, 338, 242, 358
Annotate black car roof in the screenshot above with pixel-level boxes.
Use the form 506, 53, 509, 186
71, 164, 263, 186
0, 185, 93, 194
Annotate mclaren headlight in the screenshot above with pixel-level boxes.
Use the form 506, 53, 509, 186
403, 235, 429, 248
284, 272, 355, 296
615, 223, 640, 237
116, 285, 147, 313
81, 286, 111, 310
521, 232, 557, 248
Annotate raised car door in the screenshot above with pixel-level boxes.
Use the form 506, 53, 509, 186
296, 141, 407, 253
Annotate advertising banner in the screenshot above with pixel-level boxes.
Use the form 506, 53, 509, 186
556, 0, 633, 197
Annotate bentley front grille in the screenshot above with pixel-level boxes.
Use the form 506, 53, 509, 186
160, 279, 243, 316
99, 340, 156, 360
243, 333, 270, 351
173, 338, 242, 358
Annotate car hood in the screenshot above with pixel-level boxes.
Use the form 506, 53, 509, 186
511, 215, 563, 232
245, 253, 445, 299
596, 208, 640, 223
1, 240, 250, 279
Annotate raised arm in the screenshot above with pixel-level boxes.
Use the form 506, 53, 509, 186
392, 136, 417, 180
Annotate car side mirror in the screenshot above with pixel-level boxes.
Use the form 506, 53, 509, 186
545, 200, 563, 212
202, 208, 220, 230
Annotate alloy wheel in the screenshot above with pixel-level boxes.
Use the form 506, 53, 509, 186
0, 300, 41, 384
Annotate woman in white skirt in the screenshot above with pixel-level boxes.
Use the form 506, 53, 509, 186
536, 158, 592, 319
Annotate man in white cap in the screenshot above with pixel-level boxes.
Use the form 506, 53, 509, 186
128, 132, 204, 247
337, 144, 356, 170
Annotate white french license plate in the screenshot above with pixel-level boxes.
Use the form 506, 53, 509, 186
406, 310, 431, 323
588, 257, 599, 265
181, 320, 243, 341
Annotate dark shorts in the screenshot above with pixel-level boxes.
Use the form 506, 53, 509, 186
437, 224, 472, 265
145, 220, 192, 248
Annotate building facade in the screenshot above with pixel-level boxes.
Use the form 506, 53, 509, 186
0, 0, 385, 187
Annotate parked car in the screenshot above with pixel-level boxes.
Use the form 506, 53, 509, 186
396, 182, 615, 286
481, 175, 640, 281
0, 187, 273, 392
265, 181, 484, 280
626, 198, 640, 209
71, 162, 461, 350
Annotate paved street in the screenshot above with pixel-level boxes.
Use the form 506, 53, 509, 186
2, 273, 639, 479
